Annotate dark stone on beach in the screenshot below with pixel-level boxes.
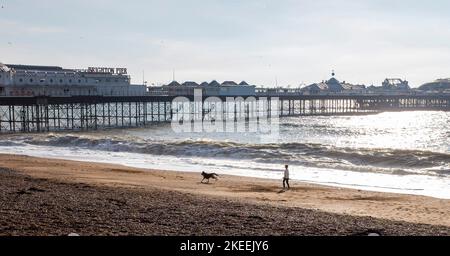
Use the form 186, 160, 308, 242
352, 229, 384, 236
16, 189, 32, 195
15, 186, 46, 195
28, 187, 47, 192
248, 215, 264, 220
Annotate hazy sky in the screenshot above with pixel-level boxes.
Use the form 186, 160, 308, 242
1, 0, 450, 87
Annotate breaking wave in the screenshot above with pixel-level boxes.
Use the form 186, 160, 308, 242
7, 133, 450, 177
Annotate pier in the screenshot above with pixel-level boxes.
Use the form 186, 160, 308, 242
1, 93, 450, 133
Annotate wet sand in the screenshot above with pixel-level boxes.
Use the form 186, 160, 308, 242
0, 154, 449, 235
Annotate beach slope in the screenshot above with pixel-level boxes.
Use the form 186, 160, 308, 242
0, 154, 449, 236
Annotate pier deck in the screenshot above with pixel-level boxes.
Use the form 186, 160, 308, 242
1, 93, 449, 133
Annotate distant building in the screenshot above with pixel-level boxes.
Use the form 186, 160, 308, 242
419, 78, 450, 92
301, 72, 365, 94
148, 80, 256, 96
382, 78, 410, 90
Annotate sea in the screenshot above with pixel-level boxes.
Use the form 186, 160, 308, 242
0, 111, 449, 199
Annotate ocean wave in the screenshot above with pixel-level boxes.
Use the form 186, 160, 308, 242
0, 141, 24, 147
7, 133, 449, 177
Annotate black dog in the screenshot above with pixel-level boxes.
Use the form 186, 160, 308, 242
201, 171, 219, 183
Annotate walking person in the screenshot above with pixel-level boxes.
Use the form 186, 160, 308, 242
283, 164, 290, 190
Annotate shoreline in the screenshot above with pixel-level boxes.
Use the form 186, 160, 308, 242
1, 147, 448, 200
0, 153, 449, 233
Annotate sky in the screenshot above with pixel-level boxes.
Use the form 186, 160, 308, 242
1, 0, 450, 88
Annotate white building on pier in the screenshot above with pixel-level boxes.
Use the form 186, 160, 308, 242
0, 63, 147, 97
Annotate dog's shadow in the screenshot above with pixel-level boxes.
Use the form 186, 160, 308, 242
199, 181, 216, 185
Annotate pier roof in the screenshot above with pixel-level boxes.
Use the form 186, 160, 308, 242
302, 73, 365, 92
182, 81, 199, 87
5, 64, 64, 72
326, 77, 340, 85
209, 80, 220, 86
222, 81, 238, 86
167, 81, 181, 87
